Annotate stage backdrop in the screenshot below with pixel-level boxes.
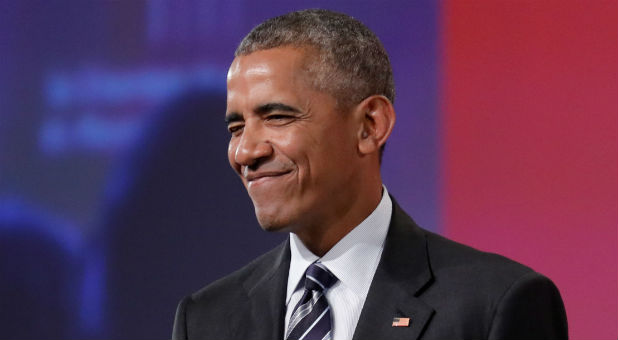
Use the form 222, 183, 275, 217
442, 2, 617, 339
0, 1, 615, 339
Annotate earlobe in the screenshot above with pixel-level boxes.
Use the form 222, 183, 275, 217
357, 95, 396, 156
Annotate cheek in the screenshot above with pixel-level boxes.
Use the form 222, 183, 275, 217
280, 130, 331, 179
312, 125, 357, 173
272, 129, 312, 168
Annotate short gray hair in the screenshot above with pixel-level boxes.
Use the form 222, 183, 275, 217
235, 9, 395, 109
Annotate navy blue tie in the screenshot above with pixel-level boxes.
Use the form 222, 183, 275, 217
286, 262, 338, 340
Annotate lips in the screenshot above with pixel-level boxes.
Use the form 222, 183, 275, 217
244, 169, 292, 182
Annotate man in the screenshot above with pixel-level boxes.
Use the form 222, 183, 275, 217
173, 9, 567, 340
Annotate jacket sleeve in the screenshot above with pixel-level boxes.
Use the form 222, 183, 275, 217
488, 271, 568, 339
172, 296, 190, 340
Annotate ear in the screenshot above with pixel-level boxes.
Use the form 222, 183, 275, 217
355, 95, 396, 156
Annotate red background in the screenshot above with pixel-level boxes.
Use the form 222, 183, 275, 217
442, 1, 617, 338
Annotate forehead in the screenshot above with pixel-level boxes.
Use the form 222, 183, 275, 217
228, 47, 311, 85
226, 47, 320, 109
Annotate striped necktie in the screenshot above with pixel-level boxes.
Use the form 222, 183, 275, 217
286, 262, 338, 340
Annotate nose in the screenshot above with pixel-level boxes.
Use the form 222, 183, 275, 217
231, 121, 273, 169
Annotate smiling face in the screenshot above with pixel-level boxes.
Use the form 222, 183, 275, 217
226, 47, 363, 233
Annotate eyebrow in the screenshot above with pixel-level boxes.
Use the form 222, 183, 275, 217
255, 102, 301, 115
224, 112, 243, 125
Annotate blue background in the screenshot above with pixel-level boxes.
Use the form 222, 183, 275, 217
0, 1, 438, 338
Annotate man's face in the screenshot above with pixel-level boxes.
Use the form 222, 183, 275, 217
226, 47, 361, 232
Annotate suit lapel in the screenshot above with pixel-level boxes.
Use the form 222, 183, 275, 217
232, 240, 291, 340
353, 198, 435, 340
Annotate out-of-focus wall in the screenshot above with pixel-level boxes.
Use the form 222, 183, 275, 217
0, 1, 438, 338
442, 1, 617, 339
1, 0, 615, 339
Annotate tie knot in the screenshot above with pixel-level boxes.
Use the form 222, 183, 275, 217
304, 262, 337, 292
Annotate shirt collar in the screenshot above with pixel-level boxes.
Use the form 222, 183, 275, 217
286, 187, 392, 303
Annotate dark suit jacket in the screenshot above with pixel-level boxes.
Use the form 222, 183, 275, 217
172, 199, 568, 339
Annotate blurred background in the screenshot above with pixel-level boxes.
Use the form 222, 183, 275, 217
0, 1, 615, 339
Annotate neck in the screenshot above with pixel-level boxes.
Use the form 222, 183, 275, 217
292, 181, 383, 257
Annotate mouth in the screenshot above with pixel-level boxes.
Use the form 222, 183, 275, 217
244, 169, 293, 184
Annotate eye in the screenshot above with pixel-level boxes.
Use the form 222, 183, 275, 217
266, 114, 294, 125
227, 124, 244, 135
267, 114, 287, 120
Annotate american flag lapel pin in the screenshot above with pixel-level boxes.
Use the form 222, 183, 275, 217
392, 317, 410, 327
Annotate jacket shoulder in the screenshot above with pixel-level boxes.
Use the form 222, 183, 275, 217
424, 230, 534, 280
172, 241, 288, 339
190, 240, 286, 303
418, 229, 567, 339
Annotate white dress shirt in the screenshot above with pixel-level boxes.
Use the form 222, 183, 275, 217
284, 188, 392, 340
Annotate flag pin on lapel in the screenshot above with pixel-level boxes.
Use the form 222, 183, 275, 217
392, 317, 410, 327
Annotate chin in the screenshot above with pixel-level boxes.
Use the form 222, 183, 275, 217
253, 205, 292, 233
